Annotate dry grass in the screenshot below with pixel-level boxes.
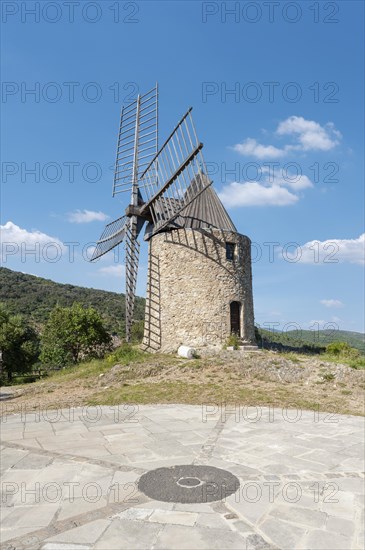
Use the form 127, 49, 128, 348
1, 347, 364, 417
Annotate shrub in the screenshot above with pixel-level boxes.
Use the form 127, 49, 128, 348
106, 343, 146, 365
326, 341, 360, 358
225, 333, 240, 350
347, 357, 365, 369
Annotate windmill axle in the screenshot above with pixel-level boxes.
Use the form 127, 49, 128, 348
125, 205, 142, 218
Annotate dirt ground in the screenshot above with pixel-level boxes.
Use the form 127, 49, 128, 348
1, 350, 364, 417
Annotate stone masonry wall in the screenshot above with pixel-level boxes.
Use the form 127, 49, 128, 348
143, 228, 255, 353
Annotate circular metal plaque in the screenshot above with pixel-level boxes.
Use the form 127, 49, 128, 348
177, 477, 202, 488
138, 464, 240, 503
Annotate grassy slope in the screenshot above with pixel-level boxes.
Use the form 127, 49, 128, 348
2, 346, 364, 417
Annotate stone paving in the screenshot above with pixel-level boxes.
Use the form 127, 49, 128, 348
0, 404, 364, 549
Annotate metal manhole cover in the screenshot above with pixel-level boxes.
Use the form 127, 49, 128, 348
138, 465, 240, 503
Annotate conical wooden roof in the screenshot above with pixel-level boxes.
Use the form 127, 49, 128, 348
170, 184, 236, 232
144, 174, 236, 239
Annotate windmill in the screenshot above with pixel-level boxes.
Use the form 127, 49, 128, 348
90, 84, 214, 343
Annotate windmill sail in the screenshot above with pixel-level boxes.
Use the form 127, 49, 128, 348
139, 108, 212, 237
90, 216, 128, 261
112, 85, 158, 197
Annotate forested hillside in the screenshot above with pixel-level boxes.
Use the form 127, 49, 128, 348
0, 267, 145, 334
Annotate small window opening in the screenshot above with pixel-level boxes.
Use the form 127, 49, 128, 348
226, 242, 236, 261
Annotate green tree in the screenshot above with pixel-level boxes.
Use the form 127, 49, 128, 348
40, 302, 112, 367
0, 304, 40, 382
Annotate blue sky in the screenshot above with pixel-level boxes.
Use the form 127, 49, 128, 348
1, 0, 364, 334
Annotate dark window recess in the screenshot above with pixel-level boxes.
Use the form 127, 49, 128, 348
226, 242, 235, 261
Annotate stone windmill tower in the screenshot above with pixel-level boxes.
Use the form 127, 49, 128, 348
91, 85, 255, 352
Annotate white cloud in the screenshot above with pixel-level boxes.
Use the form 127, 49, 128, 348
276, 116, 341, 152
67, 210, 109, 223
98, 264, 125, 277
232, 116, 341, 160
233, 138, 286, 159
260, 170, 313, 191
320, 299, 344, 308
1, 221, 64, 248
1, 221, 65, 263
286, 234, 365, 265
280, 174, 313, 191
218, 165, 314, 208
218, 181, 299, 207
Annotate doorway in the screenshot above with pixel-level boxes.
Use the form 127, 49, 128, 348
230, 301, 241, 336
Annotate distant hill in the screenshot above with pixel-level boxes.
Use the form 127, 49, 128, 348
0, 267, 145, 334
286, 329, 365, 354
258, 327, 365, 355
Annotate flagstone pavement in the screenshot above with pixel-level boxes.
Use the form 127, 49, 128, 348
0, 404, 364, 549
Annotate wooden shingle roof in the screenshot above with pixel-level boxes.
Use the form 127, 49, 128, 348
169, 184, 236, 232
144, 174, 237, 239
